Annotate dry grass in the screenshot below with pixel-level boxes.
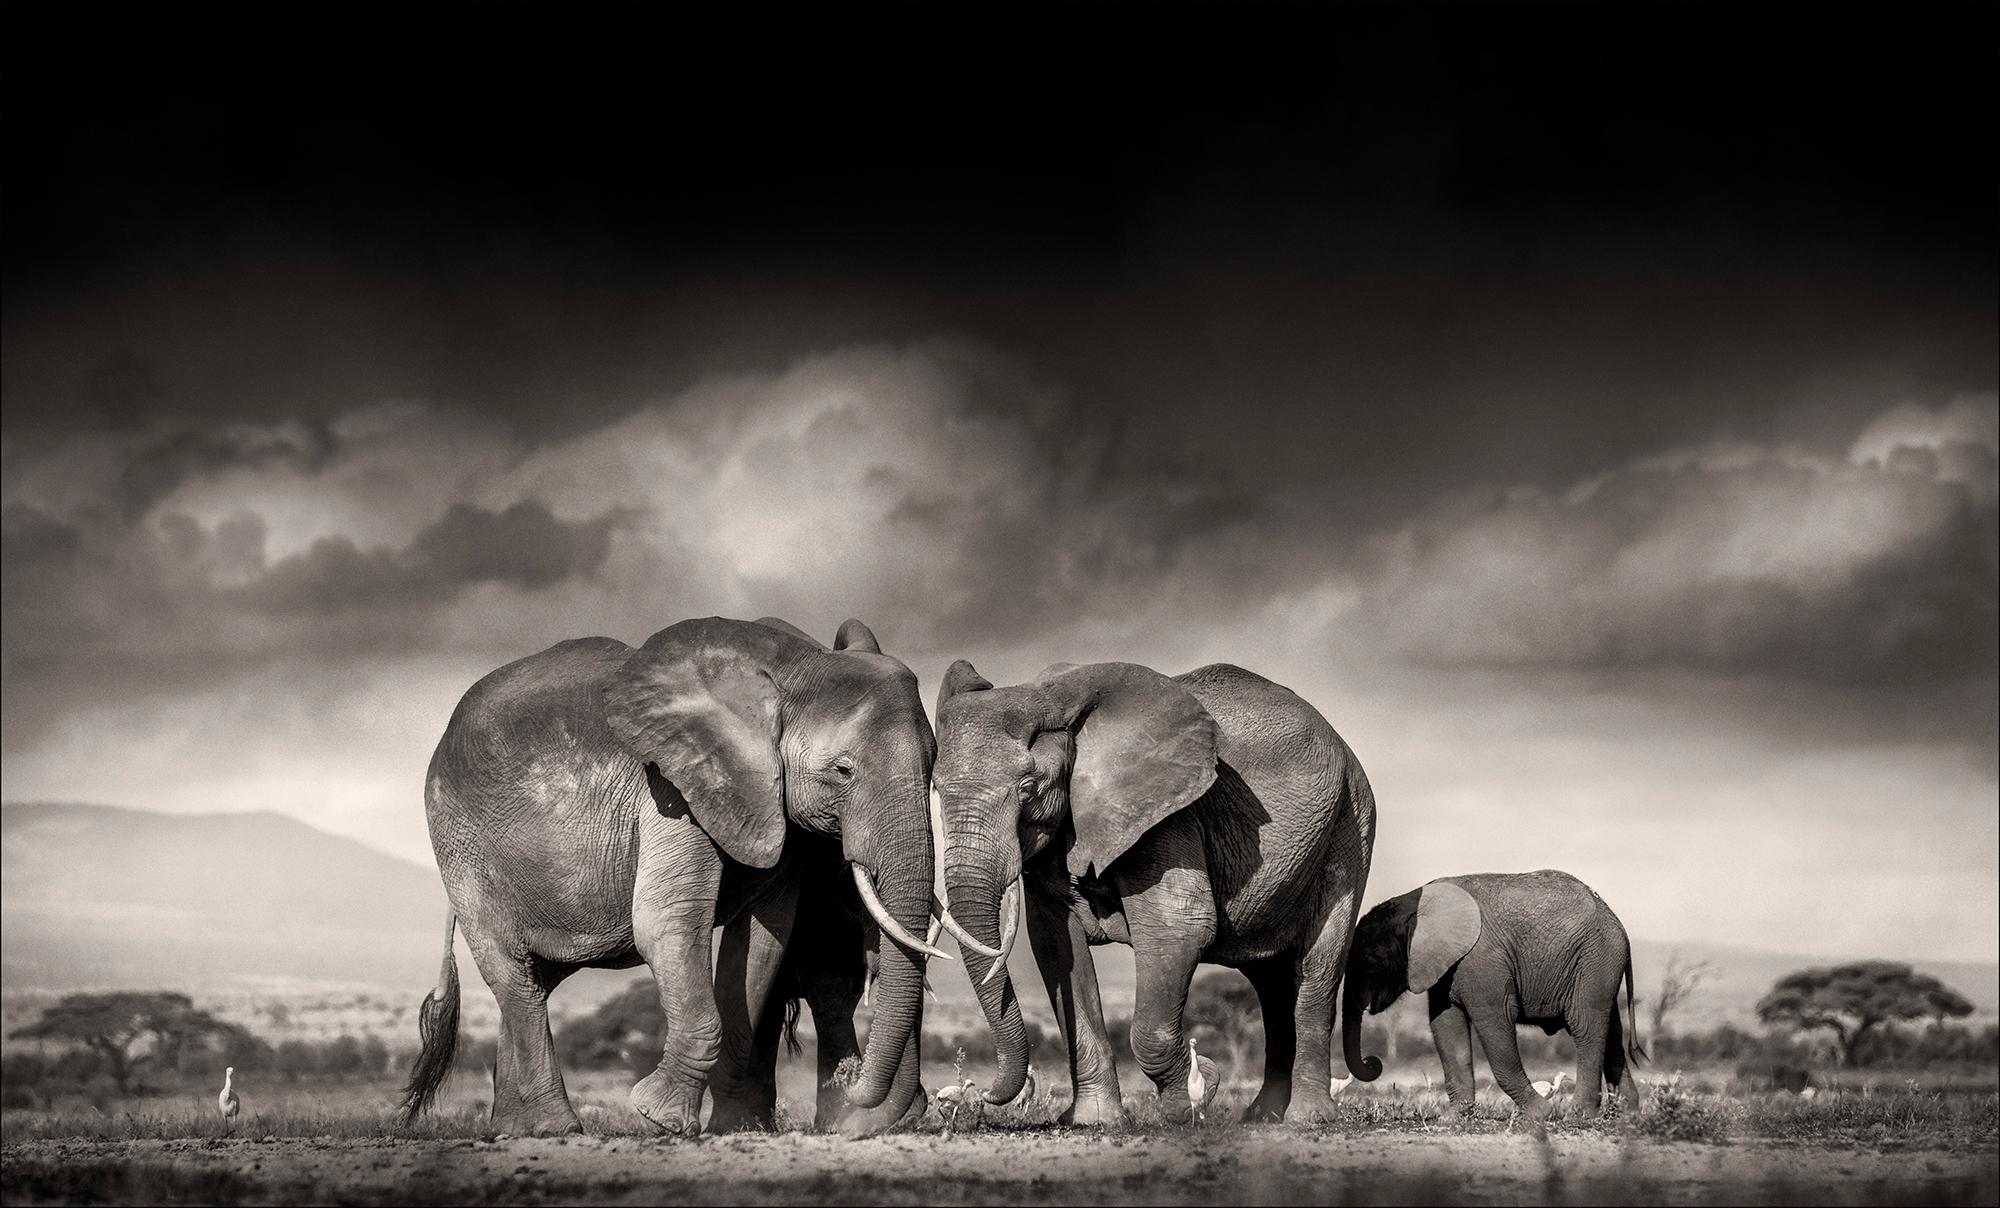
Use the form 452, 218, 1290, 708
9, 1063, 1992, 1152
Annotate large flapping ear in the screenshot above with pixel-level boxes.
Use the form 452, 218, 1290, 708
833, 618, 881, 653
936, 659, 993, 719
1038, 662, 1219, 879
1407, 880, 1482, 991
603, 617, 790, 868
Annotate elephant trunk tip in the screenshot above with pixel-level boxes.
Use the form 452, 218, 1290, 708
845, 1079, 891, 1110
1351, 1054, 1383, 1083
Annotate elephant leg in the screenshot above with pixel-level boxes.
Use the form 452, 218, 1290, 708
708, 871, 800, 1134
1468, 1002, 1546, 1121
1427, 990, 1477, 1118
629, 806, 726, 1136
463, 931, 581, 1136
1604, 1007, 1641, 1111
1128, 935, 1203, 1122
1241, 960, 1296, 1123
1027, 881, 1123, 1127
1285, 881, 1361, 1126
1566, 1002, 1612, 1119
1117, 814, 1217, 1123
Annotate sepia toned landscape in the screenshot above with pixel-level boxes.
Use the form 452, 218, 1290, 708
4, 3, 1995, 1204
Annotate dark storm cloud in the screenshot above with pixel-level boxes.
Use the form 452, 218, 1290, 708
1348, 426, 1999, 686
0, 478, 625, 746
254, 502, 623, 614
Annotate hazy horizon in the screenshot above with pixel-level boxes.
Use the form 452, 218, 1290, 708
4, 8, 1994, 964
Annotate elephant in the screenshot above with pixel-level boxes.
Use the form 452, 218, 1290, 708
933, 659, 1378, 1126
397, 615, 958, 1137
1341, 869, 1643, 1120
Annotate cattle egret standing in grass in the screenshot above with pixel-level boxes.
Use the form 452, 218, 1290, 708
218, 1066, 240, 1127
936, 1077, 982, 1133
1531, 1072, 1570, 1099
1799, 1086, 1818, 1101
1186, 1038, 1219, 1124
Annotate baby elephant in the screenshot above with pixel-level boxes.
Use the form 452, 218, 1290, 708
1341, 869, 1641, 1119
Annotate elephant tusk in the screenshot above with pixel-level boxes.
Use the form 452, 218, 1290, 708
853, 865, 954, 961
981, 877, 1022, 985
925, 913, 943, 950
932, 891, 1005, 959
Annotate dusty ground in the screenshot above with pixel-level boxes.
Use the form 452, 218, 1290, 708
5, 1128, 1996, 1207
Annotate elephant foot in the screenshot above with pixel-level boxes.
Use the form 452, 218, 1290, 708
1515, 1094, 1555, 1124
1284, 1090, 1342, 1128
631, 1068, 704, 1137
491, 1099, 582, 1138
1241, 1089, 1291, 1124
1058, 1090, 1125, 1129
706, 1094, 776, 1135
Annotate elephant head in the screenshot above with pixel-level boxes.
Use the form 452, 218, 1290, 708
932, 658, 1219, 1103
602, 615, 940, 1109
1340, 879, 1481, 1080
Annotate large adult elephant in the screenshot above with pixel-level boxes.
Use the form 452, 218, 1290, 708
398, 616, 953, 1136
1340, 870, 1643, 1120
934, 659, 1377, 1125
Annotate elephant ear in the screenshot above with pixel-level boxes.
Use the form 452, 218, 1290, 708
936, 659, 993, 719
603, 617, 790, 869
754, 616, 824, 648
1039, 662, 1219, 879
833, 618, 881, 653
1407, 880, 1482, 992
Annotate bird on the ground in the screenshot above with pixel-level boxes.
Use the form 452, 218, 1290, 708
218, 1066, 241, 1126
936, 1076, 983, 1133
1798, 1086, 1818, 1101
1531, 1072, 1570, 1099
1185, 1038, 1220, 1124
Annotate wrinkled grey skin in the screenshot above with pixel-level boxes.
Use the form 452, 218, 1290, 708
408, 616, 935, 1137
935, 659, 1376, 1126
1343, 870, 1642, 1120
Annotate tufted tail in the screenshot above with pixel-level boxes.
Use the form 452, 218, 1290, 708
398, 910, 461, 1123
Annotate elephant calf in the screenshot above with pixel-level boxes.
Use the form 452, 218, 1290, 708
1342, 869, 1642, 1120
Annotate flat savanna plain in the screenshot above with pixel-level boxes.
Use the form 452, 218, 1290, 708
4, 1070, 1996, 1206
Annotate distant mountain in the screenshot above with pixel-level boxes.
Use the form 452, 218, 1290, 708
1, 802, 449, 992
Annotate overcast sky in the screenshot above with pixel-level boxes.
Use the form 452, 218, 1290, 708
4, 6, 1995, 961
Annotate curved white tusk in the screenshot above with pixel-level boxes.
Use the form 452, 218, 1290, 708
932, 891, 1005, 959
853, 865, 954, 961
981, 876, 1022, 985
925, 913, 943, 950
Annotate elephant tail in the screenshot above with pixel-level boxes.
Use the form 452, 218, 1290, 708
1621, 954, 1648, 1065
398, 909, 461, 1124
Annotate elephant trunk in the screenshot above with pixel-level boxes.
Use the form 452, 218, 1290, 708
1342, 971, 1383, 1081
835, 1012, 927, 1135
943, 835, 1030, 1106
844, 795, 934, 1110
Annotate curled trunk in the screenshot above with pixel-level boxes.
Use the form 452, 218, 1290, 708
1342, 974, 1382, 1081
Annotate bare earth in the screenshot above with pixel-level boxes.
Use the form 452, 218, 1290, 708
5, 1129, 1995, 1206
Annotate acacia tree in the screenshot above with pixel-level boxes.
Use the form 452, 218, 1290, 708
9, 992, 253, 1094
1756, 961, 1974, 1067
1648, 950, 1715, 1038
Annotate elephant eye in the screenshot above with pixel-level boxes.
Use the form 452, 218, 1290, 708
1016, 775, 1036, 801
832, 757, 856, 779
